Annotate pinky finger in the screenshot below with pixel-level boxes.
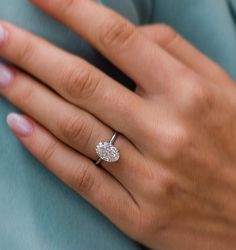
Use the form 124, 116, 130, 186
6, 113, 139, 232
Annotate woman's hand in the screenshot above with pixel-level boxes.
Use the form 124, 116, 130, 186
1, 1, 236, 249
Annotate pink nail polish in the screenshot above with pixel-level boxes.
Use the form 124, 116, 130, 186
7, 113, 33, 137
0, 25, 7, 43
0, 64, 13, 87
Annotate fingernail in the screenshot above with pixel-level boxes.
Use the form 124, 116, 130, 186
0, 25, 7, 43
7, 113, 33, 137
0, 64, 13, 87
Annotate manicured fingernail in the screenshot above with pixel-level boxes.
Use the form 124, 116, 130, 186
0, 25, 7, 43
0, 64, 13, 87
7, 113, 33, 137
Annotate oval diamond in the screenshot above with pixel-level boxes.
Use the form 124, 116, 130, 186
96, 141, 120, 163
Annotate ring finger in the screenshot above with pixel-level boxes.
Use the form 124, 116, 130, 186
0, 64, 145, 190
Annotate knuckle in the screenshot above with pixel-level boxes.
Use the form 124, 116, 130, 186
60, 114, 93, 145
155, 24, 178, 48
188, 82, 214, 113
56, 0, 76, 15
158, 125, 190, 161
191, 84, 207, 104
99, 14, 136, 50
9, 79, 34, 107
17, 39, 35, 65
39, 140, 58, 165
157, 24, 176, 35
63, 67, 101, 99
72, 164, 96, 194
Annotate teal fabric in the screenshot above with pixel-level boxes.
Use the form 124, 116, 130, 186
0, 1, 236, 250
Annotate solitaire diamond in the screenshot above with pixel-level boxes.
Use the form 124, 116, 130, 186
96, 141, 120, 163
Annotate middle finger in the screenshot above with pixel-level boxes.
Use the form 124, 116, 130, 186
31, 0, 187, 94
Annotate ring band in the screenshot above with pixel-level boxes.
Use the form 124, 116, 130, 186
95, 132, 120, 165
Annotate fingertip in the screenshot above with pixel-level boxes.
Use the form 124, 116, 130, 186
7, 113, 34, 137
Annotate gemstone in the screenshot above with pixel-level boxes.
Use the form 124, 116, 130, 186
96, 141, 119, 163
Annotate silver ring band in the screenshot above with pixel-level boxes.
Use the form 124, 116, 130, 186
95, 131, 120, 165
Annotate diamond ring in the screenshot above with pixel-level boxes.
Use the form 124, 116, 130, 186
95, 132, 120, 165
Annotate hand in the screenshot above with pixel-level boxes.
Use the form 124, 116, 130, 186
0, 1, 236, 249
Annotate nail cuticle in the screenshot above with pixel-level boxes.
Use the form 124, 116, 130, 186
0, 25, 8, 44
0, 64, 13, 87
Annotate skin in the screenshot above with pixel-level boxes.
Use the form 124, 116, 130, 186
0, 0, 236, 249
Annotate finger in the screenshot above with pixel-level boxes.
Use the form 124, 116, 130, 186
0, 23, 145, 143
30, 0, 188, 93
138, 24, 234, 87
6, 113, 140, 232
0, 64, 145, 191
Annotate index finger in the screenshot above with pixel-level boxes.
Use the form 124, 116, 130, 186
30, 0, 186, 94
